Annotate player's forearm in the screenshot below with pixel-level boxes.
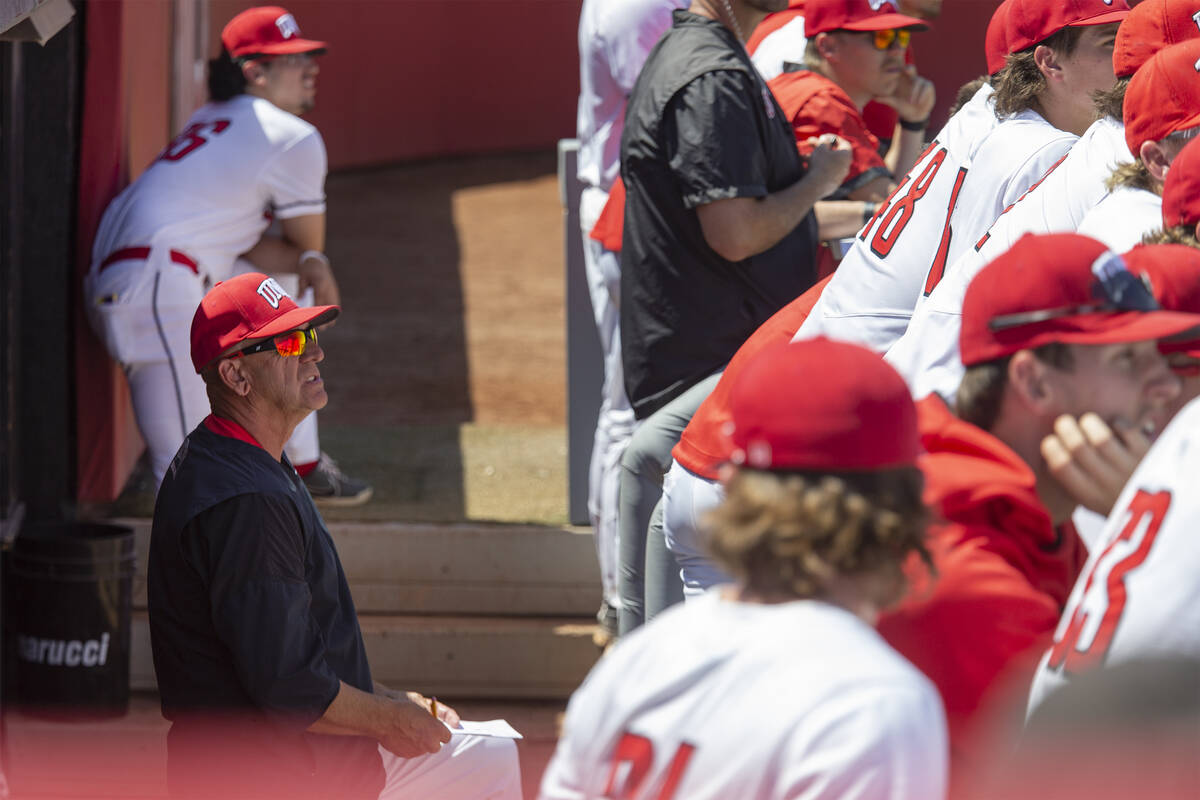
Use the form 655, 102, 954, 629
307, 680, 391, 738
886, 124, 928, 177
240, 235, 304, 274
816, 200, 877, 241
696, 172, 830, 262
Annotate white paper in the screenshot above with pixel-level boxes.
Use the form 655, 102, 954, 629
446, 719, 523, 739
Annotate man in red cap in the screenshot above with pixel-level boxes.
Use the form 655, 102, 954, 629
891, 0, 1200, 402
540, 338, 947, 800
767, 0, 935, 204
83, 5, 371, 505
877, 234, 1200, 795
1145, 130, 1200, 249
148, 274, 521, 799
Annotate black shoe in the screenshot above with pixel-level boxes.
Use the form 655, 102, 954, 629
302, 453, 373, 507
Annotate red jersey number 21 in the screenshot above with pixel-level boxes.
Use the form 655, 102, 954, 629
603, 732, 696, 800
1046, 489, 1171, 674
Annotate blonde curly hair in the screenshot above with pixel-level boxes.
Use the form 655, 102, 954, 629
703, 466, 930, 607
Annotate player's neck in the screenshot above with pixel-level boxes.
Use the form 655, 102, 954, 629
989, 411, 1076, 527
210, 399, 294, 463
688, 0, 768, 44
1033, 89, 1096, 138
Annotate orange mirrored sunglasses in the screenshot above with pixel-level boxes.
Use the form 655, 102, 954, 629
872, 28, 911, 51
231, 327, 317, 360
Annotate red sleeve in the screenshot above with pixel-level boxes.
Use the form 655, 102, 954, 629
589, 177, 625, 253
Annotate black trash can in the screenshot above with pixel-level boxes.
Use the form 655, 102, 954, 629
4, 522, 135, 718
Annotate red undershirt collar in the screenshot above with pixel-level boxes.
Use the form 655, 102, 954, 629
203, 414, 266, 451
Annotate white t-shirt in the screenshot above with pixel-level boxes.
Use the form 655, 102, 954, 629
88, 94, 326, 301
539, 592, 948, 800
749, 14, 807, 81
1076, 186, 1163, 253
1027, 397, 1200, 716
886, 117, 1130, 399
576, 0, 686, 193
796, 95, 1073, 353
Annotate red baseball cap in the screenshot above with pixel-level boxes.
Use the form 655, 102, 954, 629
221, 6, 327, 59
1136, 244, 1200, 357
1005, 0, 1130, 55
960, 233, 1200, 366
1113, 0, 1200, 78
190, 272, 339, 373
726, 338, 920, 472
1124, 39, 1200, 157
1162, 134, 1200, 228
804, 0, 928, 37
986, 0, 1013, 75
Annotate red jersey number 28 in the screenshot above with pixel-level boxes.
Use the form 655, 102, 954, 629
1046, 489, 1171, 675
603, 732, 696, 800
158, 119, 232, 162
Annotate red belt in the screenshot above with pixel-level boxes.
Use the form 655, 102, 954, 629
98, 246, 199, 274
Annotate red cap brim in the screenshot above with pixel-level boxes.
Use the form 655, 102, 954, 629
248, 304, 339, 341
841, 14, 930, 32
1069, 9, 1129, 28
234, 38, 328, 57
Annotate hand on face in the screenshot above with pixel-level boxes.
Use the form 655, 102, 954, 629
874, 65, 936, 124
1041, 413, 1152, 517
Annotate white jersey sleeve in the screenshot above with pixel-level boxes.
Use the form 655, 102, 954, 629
1028, 397, 1200, 716
1075, 187, 1163, 252
262, 128, 326, 219
886, 117, 1131, 399
538, 594, 946, 800
749, 15, 807, 81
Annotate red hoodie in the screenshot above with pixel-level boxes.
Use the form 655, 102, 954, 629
879, 396, 1089, 795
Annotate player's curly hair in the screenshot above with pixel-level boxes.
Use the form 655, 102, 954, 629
949, 75, 991, 118
1093, 76, 1130, 122
992, 27, 1084, 118
1142, 225, 1200, 248
208, 49, 247, 102
703, 466, 930, 607
956, 343, 1074, 430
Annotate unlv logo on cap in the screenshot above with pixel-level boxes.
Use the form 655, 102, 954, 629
275, 12, 301, 39
867, 0, 898, 10
257, 277, 290, 308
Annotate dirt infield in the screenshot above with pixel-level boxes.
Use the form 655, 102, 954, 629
319, 151, 566, 428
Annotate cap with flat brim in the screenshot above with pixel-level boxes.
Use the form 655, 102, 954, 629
190, 272, 340, 372
974, 309, 1200, 365
221, 6, 327, 59
241, 39, 327, 57
839, 14, 929, 32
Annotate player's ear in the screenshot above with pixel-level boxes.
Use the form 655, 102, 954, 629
241, 58, 268, 87
1140, 139, 1172, 184
1008, 349, 1056, 415
1032, 44, 1063, 85
814, 32, 837, 62
217, 358, 253, 397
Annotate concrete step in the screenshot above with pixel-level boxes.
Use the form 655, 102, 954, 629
119, 518, 603, 617
3, 691, 566, 799
130, 611, 600, 699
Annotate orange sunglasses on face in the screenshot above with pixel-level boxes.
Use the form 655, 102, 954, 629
231, 327, 317, 360
872, 28, 911, 51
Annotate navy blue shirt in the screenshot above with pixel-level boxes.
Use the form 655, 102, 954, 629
149, 419, 382, 798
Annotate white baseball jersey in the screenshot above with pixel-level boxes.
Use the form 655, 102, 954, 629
796, 92, 1075, 353
539, 592, 948, 800
1075, 186, 1163, 252
1027, 396, 1200, 716
749, 14, 806, 81
577, 0, 687, 194
88, 94, 326, 301
886, 116, 1130, 399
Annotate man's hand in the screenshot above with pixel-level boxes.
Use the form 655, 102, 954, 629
875, 65, 936, 126
375, 693, 453, 759
298, 252, 341, 309
1041, 413, 1152, 516
803, 134, 853, 200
